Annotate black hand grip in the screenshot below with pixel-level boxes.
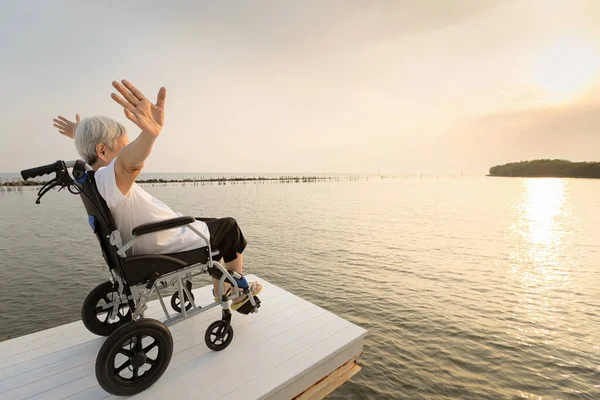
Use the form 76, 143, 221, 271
20, 161, 61, 180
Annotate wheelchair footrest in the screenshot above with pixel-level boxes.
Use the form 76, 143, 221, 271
234, 296, 261, 315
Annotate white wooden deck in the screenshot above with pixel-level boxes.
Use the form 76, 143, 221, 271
0, 275, 366, 400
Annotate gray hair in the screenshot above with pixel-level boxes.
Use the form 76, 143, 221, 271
74, 116, 127, 165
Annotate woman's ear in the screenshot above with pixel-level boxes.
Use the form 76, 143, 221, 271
96, 142, 107, 161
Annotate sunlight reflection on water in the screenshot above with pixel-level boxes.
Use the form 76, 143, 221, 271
509, 179, 575, 343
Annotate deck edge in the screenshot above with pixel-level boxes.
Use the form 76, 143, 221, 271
265, 330, 366, 400
293, 355, 363, 400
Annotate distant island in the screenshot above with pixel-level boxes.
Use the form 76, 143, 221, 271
489, 159, 600, 178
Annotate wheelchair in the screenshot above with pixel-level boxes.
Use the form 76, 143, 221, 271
20, 160, 261, 396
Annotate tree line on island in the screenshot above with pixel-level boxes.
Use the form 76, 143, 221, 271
489, 159, 600, 178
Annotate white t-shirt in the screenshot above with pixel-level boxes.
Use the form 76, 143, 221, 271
94, 159, 209, 255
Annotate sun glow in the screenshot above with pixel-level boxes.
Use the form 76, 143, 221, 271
531, 35, 600, 104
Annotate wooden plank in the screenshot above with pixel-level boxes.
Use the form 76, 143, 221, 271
127, 314, 353, 400
225, 326, 365, 400
0, 321, 84, 349
294, 358, 362, 400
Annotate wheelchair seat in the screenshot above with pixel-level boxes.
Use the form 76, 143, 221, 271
75, 167, 210, 287
122, 247, 210, 285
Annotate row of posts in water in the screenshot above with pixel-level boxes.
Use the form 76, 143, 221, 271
0, 173, 465, 191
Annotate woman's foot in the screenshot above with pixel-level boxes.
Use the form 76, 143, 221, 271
231, 281, 263, 311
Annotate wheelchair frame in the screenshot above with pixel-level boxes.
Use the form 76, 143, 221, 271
106, 223, 257, 326
21, 159, 260, 397
106, 224, 258, 326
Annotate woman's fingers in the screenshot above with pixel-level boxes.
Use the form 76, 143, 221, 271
54, 117, 72, 127
124, 108, 138, 124
156, 87, 166, 109
52, 115, 78, 138
53, 123, 69, 132
122, 80, 148, 102
112, 81, 139, 106
111, 92, 136, 113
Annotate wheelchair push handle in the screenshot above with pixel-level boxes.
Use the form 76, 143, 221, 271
21, 161, 62, 180
20, 160, 81, 181
20, 160, 87, 204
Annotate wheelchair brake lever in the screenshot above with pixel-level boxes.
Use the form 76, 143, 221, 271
35, 178, 59, 204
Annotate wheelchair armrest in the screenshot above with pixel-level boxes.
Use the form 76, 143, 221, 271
132, 216, 196, 236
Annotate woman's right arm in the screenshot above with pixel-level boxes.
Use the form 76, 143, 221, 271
111, 79, 167, 196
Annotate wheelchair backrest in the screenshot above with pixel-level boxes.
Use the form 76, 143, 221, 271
74, 168, 122, 271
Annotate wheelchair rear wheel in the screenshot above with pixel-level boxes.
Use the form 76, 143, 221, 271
95, 318, 173, 396
82, 281, 132, 336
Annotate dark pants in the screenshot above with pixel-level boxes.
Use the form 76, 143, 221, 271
196, 217, 247, 263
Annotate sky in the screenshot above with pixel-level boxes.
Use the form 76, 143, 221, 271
0, 0, 599, 174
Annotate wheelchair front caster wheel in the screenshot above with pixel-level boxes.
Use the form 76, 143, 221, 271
95, 319, 173, 396
170, 280, 195, 313
205, 320, 234, 351
82, 281, 132, 336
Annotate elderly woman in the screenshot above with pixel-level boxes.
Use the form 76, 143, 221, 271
52, 80, 261, 311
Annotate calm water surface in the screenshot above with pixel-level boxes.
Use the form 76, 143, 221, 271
1, 177, 599, 399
